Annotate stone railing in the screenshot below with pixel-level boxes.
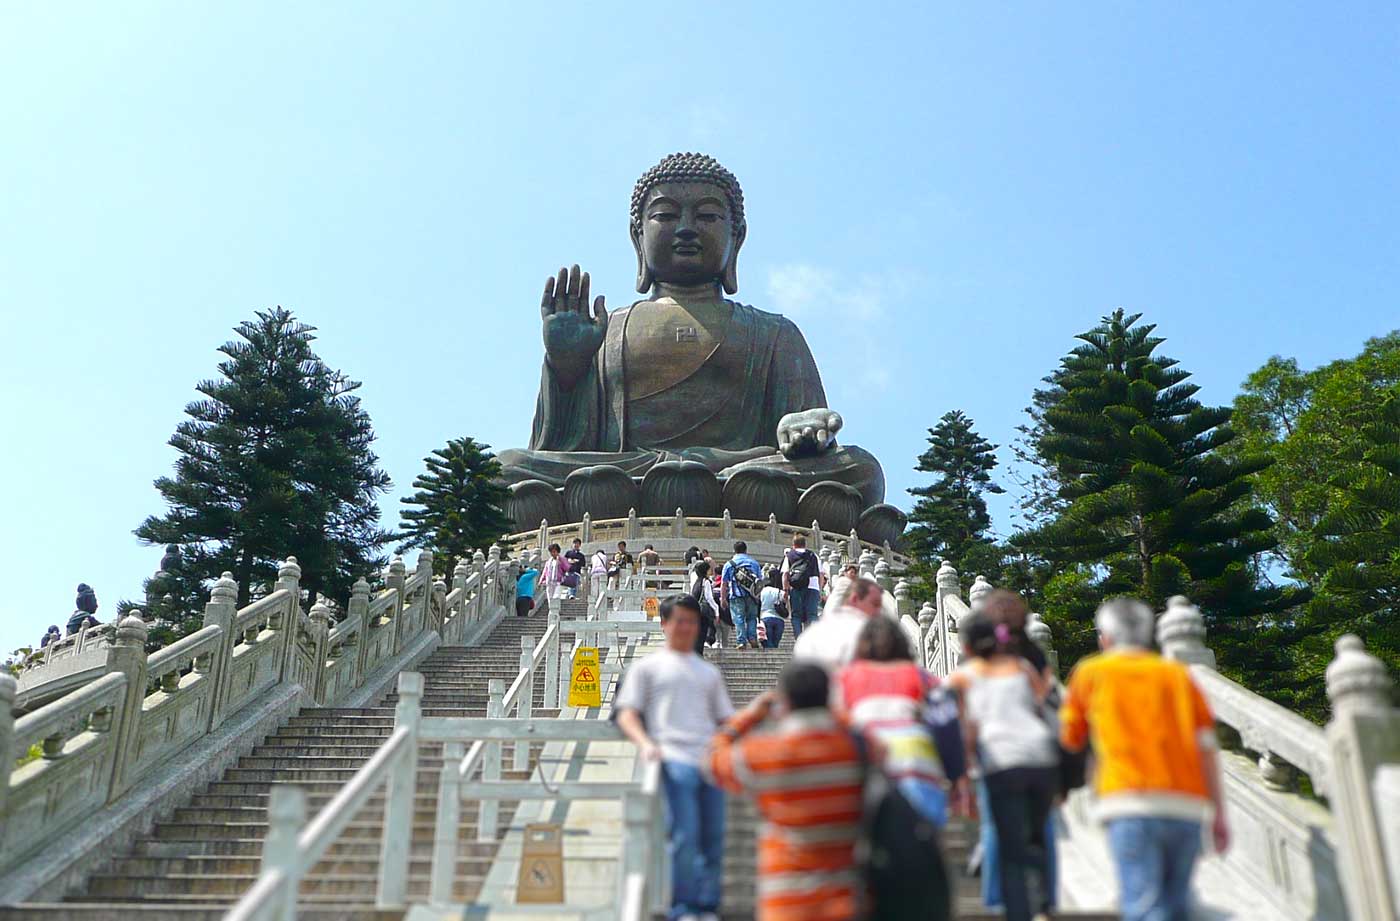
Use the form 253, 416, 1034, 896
912, 570, 1399, 920
0, 546, 519, 886
1154, 596, 1399, 921
13, 621, 119, 711
508, 509, 910, 568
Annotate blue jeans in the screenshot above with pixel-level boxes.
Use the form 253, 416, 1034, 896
788, 587, 820, 638
729, 594, 759, 646
898, 776, 948, 827
1107, 816, 1202, 921
977, 775, 1058, 912
761, 615, 785, 648
661, 761, 725, 918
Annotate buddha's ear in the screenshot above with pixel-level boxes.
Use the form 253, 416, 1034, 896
722, 223, 747, 295
631, 223, 652, 294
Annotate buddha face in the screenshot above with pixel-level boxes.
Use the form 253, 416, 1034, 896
635, 181, 741, 291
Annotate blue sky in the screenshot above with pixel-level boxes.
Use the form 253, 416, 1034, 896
3, 2, 1397, 656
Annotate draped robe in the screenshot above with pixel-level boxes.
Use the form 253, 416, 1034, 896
497, 300, 884, 505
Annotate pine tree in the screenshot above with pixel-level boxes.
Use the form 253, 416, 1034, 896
397, 437, 513, 577
136, 307, 394, 612
1013, 309, 1304, 670
906, 410, 1005, 579
1299, 391, 1400, 710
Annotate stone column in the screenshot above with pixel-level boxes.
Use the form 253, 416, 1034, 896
274, 557, 303, 682
968, 574, 992, 611
672, 507, 685, 538
1027, 612, 1058, 677
627, 507, 640, 541
722, 509, 733, 539
308, 597, 332, 703
348, 576, 371, 691
385, 556, 407, 650
202, 572, 240, 730
537, 519, 549, 557
106, 615, 150, 800
1325, 635, 1400, 921
874, 559, 893, 592
0, 674, 16, 816
767, 513, 779, 545
582, 512, 592, 543
1156, 595, 1216, 668
893, 579, 913, 620
415, 551, 436, 634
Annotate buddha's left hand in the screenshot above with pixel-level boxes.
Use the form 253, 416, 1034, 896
777, 409, 842, 458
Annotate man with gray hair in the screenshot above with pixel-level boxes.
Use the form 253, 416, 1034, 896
1060, 598, 1229, 921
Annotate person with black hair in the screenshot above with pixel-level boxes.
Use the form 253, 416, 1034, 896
719, 540, 763, 649
688, 560, 722, 652
946, 595, 1058, 921
615, 594, 734, 921
708, 662, 867, 921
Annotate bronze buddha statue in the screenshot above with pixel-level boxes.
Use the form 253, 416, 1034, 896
499, 152, 887, 525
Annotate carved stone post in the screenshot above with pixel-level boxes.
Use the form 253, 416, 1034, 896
582, 512, 592, 543
415, 550, 436, 633
1325, 635, 1400, 921
384, 556, 407, 651
627, 507, 640, 541
672, 507, 685, 538
431, 577, 447, 637
847, 529, 861, 561
274, 557, 303, 682
767, 513, 779, 544
874, 559, 893, 592
480, 679, 505, 841
0, 674, 16, 816
308, 597, 332, 703
489, 543, 502, 564
515, 635, 533, 771
858, 547, 877, 578
1156, 596, 1216, 668
379, 671, 422, 908
537, 519, 549, 557
106, 615, 150, 800
1027, 612, 1058, 677
472, 550, 487, 620
202, 572, 239, 730
544, 610, 561, 709
263, 784, 306, 920
348, 577, 371, 692
722, 509, 734, 539
968, 575, 992, 611
894, 579, 913, 620
917, 600, 936, 631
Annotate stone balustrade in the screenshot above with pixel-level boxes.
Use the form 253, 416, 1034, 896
0, 546, 520, 891
510, 509, 909, 569
919, 565, 1399, 921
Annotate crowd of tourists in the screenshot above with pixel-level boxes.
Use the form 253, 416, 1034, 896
609, 540, 1230, 921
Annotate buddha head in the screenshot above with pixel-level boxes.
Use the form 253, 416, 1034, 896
630, 152, 747, 295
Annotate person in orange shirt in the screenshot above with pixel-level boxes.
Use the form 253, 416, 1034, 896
708, 663, 867, 921
1060, 598, 1230, 921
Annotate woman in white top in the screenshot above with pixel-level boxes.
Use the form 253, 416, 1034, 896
689, 560, 726, 649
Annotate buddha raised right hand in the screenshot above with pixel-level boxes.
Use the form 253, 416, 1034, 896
541, 264, 608, 389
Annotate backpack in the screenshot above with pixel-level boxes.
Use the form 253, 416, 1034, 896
786, 549, 815, 587
853, 736, 952, 921
922, 685, 966, 783
728, 557, 762, 597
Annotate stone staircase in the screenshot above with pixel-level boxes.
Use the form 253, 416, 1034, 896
0, 613, 555, 921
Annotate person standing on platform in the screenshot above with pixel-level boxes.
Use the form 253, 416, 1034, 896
1060, 598, 1229, 921
564, 537, 586, 583
540, 543, 568, 602
639, 543, 662, 570
609, 540, 635, 588
616, 594, 735, 921
707, 662, 867, 921
720, 540, 763, 650
780, 534, 825, 638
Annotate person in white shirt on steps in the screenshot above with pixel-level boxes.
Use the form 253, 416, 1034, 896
793, 575, 886, 671
616, 594, 736, 921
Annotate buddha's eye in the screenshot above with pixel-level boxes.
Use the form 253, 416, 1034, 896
697, 212, 723, 223
650, 210, 678, 221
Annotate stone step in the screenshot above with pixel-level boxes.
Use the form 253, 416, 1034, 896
0, 905, 404, 921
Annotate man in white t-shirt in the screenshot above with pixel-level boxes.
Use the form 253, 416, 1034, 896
616, 594, 735, 921
792, 576, 885, 671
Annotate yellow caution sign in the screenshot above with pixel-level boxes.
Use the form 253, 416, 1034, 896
516, 823, 565, 902
643, 595, 660, 619
568, 646, 602, 708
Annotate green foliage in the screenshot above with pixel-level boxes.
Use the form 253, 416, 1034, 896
905, 410, 1004, 576
1013, 309, 1304, 677
397, 437, 513, 577
136, 307, 395, 614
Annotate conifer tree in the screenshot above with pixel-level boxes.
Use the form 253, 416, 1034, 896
397, 437, 513, 577
906, 410, 1005, 581
137, 308, 394, 611
1014, 309, 1302, 669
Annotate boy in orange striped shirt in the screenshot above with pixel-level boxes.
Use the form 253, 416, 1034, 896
708, 662, 867, 921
